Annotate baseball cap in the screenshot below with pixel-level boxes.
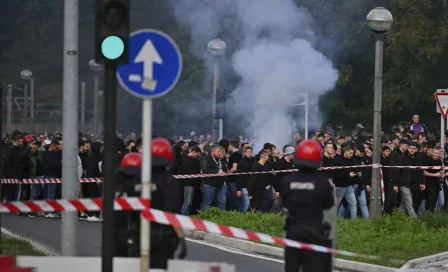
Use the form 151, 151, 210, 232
284, 146, 295, 155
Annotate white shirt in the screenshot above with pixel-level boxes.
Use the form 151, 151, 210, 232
77, 155, 83, 179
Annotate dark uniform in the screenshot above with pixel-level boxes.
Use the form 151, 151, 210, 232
281, 140, 334, 272
114, 139, 186, 270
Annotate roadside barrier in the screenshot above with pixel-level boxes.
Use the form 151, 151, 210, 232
0, 197, 149, 213
1, 164, 445, 183
0, 196, 403, 263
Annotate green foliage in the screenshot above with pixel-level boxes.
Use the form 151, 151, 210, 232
1, 234, 46, 256
195, 208, 448, 267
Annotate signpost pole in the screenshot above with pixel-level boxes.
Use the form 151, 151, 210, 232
116, 29, 182, 272
140, 98, 152, 272
441, 114, 445, 151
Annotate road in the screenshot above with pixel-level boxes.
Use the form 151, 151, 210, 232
1, 214, 284, 271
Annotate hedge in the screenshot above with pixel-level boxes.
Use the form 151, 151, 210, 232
194, 209, 448, 267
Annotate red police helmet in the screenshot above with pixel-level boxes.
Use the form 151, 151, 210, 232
120, 152, 142, 169
152, 138, 174, 167
118, 152, 142, 176
294, 140, 323, 169
23, 135, 34, 143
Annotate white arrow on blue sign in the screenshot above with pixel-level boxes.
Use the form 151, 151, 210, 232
117, 29, 183, 99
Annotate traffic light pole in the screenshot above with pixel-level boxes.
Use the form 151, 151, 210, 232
101, 65, 118, 272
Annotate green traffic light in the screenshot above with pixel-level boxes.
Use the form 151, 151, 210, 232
101, 35, 125, 60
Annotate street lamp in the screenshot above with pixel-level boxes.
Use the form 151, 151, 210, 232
207, 39, 227, 142
89, 59, 104, 135
366, 7, 393, 218
20, 69, 34, 123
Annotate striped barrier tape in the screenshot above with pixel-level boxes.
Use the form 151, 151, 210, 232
0, 197, 402, 263
380, 168, 385, 210
0, 197, 150, 213
140, 208, 403, 263
1, 178, 103, 184
1, 164, 445, 183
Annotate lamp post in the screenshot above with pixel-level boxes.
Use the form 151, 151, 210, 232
89, 59, 103, 136
366, 7, 393, 218
20, 69, 33, 123
207, 39, 226, 142
292, 93, 309, 140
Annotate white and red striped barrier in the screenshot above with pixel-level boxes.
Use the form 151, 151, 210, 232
1, 178, 103, 184
1, 164, 445, 183
141, 208, 402, 262
0, 197, 150, 213
0, 196, 399, 262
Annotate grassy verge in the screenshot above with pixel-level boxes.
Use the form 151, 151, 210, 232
1, 234, 45, 256
194, 209, 448, 267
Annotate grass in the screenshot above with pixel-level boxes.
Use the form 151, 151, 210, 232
1, 234, 45, 256
194, 208, 448, 267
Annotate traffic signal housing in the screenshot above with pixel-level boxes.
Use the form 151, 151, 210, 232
95, 0, 130, 66
215, 89, 227, 119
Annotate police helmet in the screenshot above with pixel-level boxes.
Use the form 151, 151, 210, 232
118, 152, 142, 176
294, 140, 322, 169
152, 138, 174, 168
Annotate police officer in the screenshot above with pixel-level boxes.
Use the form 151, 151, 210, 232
281, 140, 334, 272
114, 138, 187, 270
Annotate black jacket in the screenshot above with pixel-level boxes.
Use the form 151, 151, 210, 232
332, 155, 359, 187
86, 142, 103, 178
180, 154, 201, 188
235, 156, 254, 190
380, 155, 392, 185
362, 156, 372, 186
391, 149, 412, 187
202, 154, 228, 187
248, 162, 272, 195
5, 145, 32, 178
272, 157, 295, 192
42, 150, 62, 178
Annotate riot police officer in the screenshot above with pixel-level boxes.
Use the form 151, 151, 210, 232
114, 138, 187, 269
281, 140, 334, 272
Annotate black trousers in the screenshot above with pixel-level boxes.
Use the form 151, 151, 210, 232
411, 184, 425, 213
426, 184, 440, 212
251, 189, 268, 212
384, 183, 398, 214
284, 225, 332, 272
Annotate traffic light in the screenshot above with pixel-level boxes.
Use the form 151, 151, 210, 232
95, 0, 130, 66
215, 89, 227, 119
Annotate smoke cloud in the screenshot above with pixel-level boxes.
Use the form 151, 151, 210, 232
169, 0, 338, 149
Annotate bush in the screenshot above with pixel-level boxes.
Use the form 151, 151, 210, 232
195, 209, 448, 267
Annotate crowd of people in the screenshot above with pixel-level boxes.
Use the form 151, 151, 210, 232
0, 113, 446, 221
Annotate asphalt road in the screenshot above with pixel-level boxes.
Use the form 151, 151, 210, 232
1, 214, 284, 271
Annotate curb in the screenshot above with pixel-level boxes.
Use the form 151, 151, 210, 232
1, 227, 60, 256
400, 251, 448, 269
184, 229, 402, 272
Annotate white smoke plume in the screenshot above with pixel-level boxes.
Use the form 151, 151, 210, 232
169, 0, 339, 149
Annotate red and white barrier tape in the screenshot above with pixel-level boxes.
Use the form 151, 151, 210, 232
0, 197, 150, 213
1, 178, 103, 184
141, 208, 401, 262
2, 164, 446, 183
0, 196, 401, 262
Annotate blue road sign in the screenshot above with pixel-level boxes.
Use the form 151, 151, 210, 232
117, 29, 182, 99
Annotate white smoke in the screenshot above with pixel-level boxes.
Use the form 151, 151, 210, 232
169, 0, 339, 150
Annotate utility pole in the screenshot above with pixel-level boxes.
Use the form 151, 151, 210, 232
93, 76, 99, 135
23, 84, 28, 124
81, 81, 86, 127
6, 85, 12, 132
61, 0, 79, 256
